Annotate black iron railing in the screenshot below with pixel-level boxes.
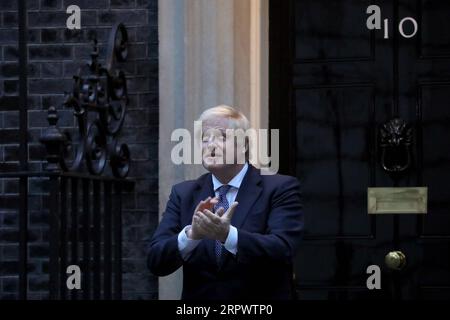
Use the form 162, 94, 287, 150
0, 172, 133, 300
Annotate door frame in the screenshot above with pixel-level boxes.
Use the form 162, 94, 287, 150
268, 0, 296, 176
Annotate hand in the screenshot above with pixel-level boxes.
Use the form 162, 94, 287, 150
194, 202, 239, 243
187, 196, 218, 240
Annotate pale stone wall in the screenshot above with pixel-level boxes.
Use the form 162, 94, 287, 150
158, 0, 268, 300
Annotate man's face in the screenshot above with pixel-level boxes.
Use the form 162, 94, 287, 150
202, 116, 238, 171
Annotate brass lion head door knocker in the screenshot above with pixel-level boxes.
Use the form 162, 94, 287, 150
379, 118, 413, 177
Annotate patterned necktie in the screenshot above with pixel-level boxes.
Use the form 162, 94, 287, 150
214, 184, 231, 263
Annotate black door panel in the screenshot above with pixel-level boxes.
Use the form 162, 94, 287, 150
270, 0, 450, 299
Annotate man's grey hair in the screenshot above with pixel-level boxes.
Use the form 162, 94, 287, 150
198, 105, 250, 131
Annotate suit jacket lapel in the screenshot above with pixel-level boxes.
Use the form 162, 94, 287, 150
219, 165, 262, 269
192, 173, 215, 213
231, 165, 263, 229
192, 173, 216, 264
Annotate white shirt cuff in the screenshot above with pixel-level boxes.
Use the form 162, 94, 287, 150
223, 225, 238, 255
177, 225, 201, 260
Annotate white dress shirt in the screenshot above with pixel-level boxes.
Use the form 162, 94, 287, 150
177, 163, 249, 261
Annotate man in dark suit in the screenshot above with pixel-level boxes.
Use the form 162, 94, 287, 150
147, 105, 303, 300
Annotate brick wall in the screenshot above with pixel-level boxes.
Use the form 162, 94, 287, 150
0, 0, 159, 299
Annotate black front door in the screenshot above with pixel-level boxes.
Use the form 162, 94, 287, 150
269, 0, 450, 300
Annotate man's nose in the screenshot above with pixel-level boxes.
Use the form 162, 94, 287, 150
205, 135, 218, 147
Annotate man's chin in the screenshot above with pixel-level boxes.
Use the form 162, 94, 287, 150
202, 159, 226, 171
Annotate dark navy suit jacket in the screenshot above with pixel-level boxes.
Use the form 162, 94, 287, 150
146, 165, 303, 300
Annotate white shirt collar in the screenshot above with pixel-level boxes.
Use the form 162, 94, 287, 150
212, 162, 249, 191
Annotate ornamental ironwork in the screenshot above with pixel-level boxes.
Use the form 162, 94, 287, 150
379, 117, 413, 174
40, 23, 131, 178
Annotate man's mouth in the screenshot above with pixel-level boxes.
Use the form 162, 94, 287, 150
204, 149, 223, 161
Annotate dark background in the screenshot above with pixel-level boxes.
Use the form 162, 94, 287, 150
270, 0, 450, 299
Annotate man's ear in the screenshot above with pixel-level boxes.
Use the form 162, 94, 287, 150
244, 137, 249, 153
244, 136, 249, 161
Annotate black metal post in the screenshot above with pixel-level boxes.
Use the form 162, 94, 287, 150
49, 176, 60, 299
71, 178, 79, 300
60, 177, 68, 300
18, 177, 28, 300
93, 180, 101, 299
18, 0, 29, 301
82, 179, 91, 299
103, 182, 112, 300
113, 183, 123, 299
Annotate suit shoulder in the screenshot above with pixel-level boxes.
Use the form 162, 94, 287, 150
260, 172, 300, 187
171, 180, 197, 194
171, 172, 209, 193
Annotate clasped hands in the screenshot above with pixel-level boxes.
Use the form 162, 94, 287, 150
187, 196, 238, 243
